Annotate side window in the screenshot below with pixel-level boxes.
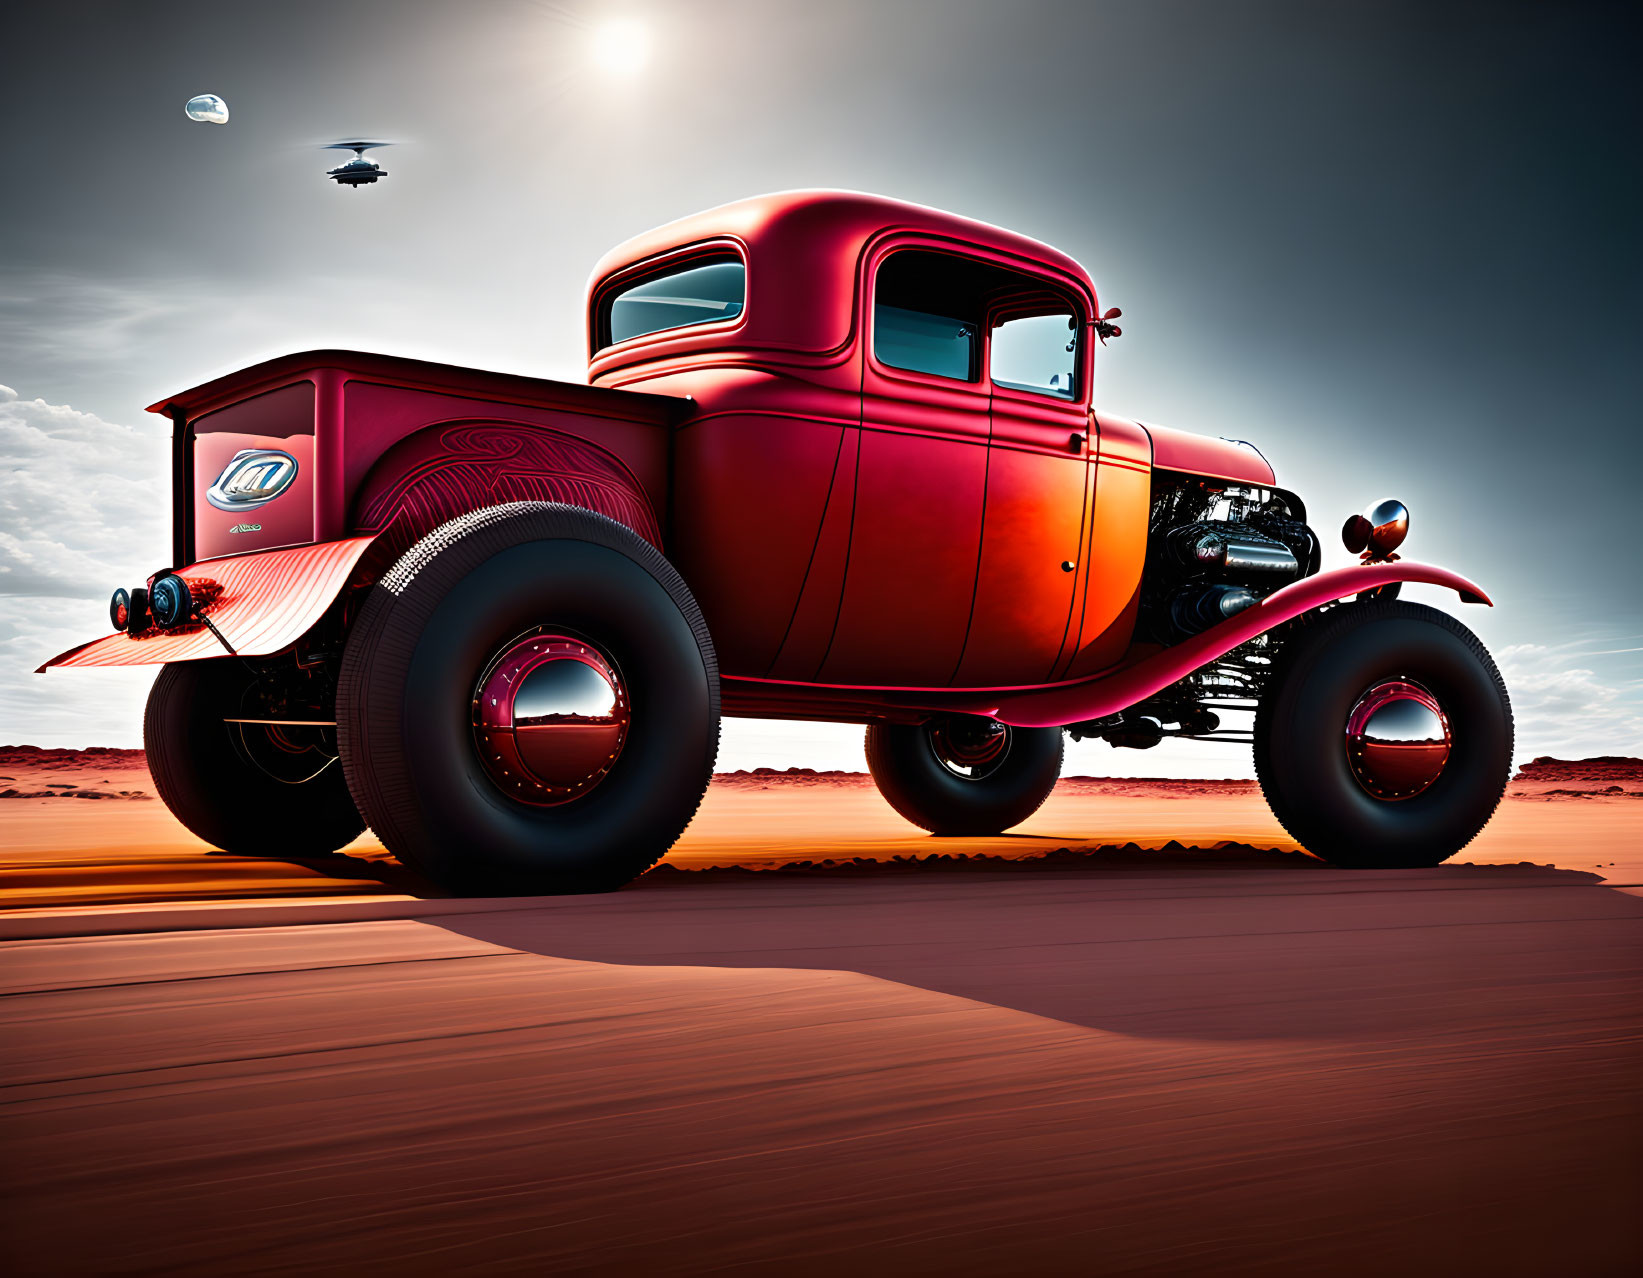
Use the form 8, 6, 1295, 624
873, 251, 979, 381
991, 312, 1078, 400
872, 250, 1082, 394
602, 254, 745, 349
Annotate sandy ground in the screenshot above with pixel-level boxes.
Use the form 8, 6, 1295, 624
2, 748, 1639, 910
1, 750, 1640, 1274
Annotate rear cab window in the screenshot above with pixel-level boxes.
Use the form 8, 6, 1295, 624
600, 254, 746, 349
871, 249, 1082, 398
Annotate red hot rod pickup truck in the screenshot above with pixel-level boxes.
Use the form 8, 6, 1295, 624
44, 191, 1512, 892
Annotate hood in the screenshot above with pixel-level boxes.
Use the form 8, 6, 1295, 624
1139, 421, 1275, 487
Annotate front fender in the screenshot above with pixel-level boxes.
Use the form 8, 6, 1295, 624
38, 536, 378, 672
984, 562, 1492, 728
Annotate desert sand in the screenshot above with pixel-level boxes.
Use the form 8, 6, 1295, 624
1, 750, 1639, 1274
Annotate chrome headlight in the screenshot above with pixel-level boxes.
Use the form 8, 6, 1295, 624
1342, 498, 1409, 561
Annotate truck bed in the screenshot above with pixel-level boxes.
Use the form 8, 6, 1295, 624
149, 350, 689, 566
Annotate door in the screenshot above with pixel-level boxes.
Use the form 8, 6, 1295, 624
818, 249, 992, 686
954, 308, 1090, 686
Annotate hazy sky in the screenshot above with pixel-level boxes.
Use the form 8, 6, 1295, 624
2, 0, 1639, 771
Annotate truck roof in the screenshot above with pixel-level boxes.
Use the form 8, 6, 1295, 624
587, 190, 1099, 375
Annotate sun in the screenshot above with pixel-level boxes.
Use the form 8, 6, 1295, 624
589, 16, 651, 76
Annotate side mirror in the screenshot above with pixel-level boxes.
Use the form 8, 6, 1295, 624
1095, 306, 1123, 345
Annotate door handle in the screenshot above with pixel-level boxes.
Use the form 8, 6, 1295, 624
1068, 432, 1086, 454
1061, 560, 1077, 572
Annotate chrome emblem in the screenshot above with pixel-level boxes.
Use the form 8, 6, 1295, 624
206, 449, 298, 511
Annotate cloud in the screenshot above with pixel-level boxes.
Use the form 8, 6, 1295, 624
0, 383, 170, 599
0, 266, 586, 429
0, 279, 193, 377
0, 384, 170, 746
0, 602, 157, 748
1495, 642, 1643, 762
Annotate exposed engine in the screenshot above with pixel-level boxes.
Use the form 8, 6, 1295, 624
1069, 472, 1320, 751
1140, 474, 1320, 645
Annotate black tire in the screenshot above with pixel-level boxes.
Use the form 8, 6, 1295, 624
337, 502, 719, 894
144, 659, 365, 857
1255, 599, 1512, 868
865, 718, 1063, 836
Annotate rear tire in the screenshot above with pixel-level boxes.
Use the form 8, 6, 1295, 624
866, 718, 1063, 836
337, 502, 719, 894
144, 660, 365, 857
1254, 600, 1512, 868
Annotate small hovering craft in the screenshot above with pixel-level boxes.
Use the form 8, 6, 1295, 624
184, 94, 229, 125
324, 141, 390, 188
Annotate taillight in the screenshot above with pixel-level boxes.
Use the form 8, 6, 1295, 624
110, 586, 151, 634
149, 574, 195, 629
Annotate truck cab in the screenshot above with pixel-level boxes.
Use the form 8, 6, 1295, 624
588, 192, 1159, 689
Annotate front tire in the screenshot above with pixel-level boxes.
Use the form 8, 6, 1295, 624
144, 660, 365, 857
866, 718, 1063, 836
1255, 600, 1512, 868
337, 502, 719, 894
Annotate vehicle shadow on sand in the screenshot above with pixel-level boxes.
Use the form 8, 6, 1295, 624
199, 846, 438, 896
210, 837, 1330, 902
420, 845, 1642, 1044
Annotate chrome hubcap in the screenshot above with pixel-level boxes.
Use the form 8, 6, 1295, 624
472, 631, 629, 806
1345, 678, 1451, 801
928, 718, 1011, 780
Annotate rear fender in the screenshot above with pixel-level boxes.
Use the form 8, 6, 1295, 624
981, 562, 1492, 728
38, 537, 377, 671
351, 421, 663, 561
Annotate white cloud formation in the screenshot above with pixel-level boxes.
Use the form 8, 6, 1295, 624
0, 383, 169, 599
0, 384, 168, 747
1495, 642, 1643, 762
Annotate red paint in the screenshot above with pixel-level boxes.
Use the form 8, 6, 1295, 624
587, 192, 1096, 385
955, 437, 1086, 685
1063, 414, 1151, 679
353, 420, 660, 561
979, 562, 1492, 727
821, 420, 989, 686
719, 562, 1489, 726
51, 192, 1493, 740
40, 538, 376, 671
593, 204, 1106, 687
192, 382, 317, 560
147, 350, 680, 571
1142, 422, 1275, 486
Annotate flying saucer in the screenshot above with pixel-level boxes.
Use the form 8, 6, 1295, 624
184, 94, 230, 125
323, 141, 391, 188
